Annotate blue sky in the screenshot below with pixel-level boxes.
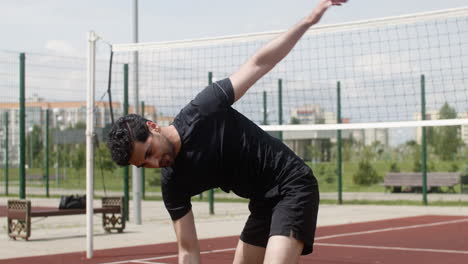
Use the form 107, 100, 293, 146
1, 0, 467, 56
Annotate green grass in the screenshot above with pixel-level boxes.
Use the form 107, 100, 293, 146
311, 159, 466, 193
2, 194, 467, 207
0, 159, 466, 195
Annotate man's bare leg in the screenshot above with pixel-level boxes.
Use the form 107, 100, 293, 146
233, 240, 266, 264
263, 235, 304, 264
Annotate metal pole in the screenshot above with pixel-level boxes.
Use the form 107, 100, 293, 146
278, 79, 283, 141
4, 112, 8, 195
19, 53, 26, 199
337, 81, 343, 204
45, 109, 49, 197
421, 74, 428, 205
140, 101, 145, 200
208, 72, 214, 215
123, 64, 130, 222
86, 31, 97, 259
132, 0, 142, 225
263, 91, 267, 125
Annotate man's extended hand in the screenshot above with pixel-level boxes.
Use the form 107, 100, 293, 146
307, 0, 348, 25
230, 0, 348, 103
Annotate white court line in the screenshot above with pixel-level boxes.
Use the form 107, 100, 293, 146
100, 248, 236, 264
316, 243, 468, 255
130, 261, 168, 264
315, 218, 468, 241
100, 218, 468, 264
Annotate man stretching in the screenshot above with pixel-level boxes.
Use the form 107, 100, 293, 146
108, 1, 348, 263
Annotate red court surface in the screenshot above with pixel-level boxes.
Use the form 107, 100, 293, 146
2, 215, 467, 264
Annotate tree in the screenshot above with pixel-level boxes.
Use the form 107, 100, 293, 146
290, 117, 301, 124
353, 146, 381, 186
434, 103, 460, 160
26, 125, 43, 168
353, 161, 381, 186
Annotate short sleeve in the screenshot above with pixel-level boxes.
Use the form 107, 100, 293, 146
191, 78, 235, 116
161, 169, 192, 221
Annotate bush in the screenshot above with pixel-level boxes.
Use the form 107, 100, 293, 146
449, 163, 459, 172
353, 160, 381, 186
390, 162, 400, 172
413, 160, 422, 172
413, 160, 436, 172
147, 172, 161, 187
314, 164, 336, 184
461, 165, 468, 177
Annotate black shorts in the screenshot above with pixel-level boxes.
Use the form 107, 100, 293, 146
240, 170, 320, 255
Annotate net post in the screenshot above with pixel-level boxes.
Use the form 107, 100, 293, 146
278, 79, 283, 141
208, 72, 214, 215
421, 74, 428, 205
123, 63, 130, 221
337, 81, 343, 205
86, 31, 98, 259
45, 109, 49, 197
4, 111, 8, 195
132, 0, 142, 225
141, 101, 145, 200
19, 52, 26, 199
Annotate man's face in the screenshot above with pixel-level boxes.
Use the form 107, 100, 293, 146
129, 121, 175, 168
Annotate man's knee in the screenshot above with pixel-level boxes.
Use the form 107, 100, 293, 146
233, 240, 266, 264
263, 235, 303, 264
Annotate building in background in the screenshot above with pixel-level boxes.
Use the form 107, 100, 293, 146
284, 104, 389, 161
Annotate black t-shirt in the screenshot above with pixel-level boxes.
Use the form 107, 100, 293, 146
162, 78, 312, 220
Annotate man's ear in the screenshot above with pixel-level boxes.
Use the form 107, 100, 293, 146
146, 121, 160, 133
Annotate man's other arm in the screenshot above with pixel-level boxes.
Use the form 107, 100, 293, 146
173, 210, 201, 264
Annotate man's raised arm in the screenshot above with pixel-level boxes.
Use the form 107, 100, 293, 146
230, 0, 348, 102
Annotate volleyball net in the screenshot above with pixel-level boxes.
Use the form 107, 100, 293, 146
89, 7, 468, 201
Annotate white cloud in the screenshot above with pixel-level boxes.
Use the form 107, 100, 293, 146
354, 53, 417, 79
45, 40, 78, 56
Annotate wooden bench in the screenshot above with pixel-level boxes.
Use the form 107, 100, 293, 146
383, 172, 460, 193
7, 196, 125, 240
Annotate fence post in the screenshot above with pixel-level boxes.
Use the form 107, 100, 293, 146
421, 74, 428, 205
45, 109, 50, 197
123, 64, 130, 221
337, 81, 343, 205
263, 91, 267, 125
140, 101, 145, 200
208, 72, 214, 215
4, 112, 8, 195
278, 79, 283, 141
19, 53, 26, 199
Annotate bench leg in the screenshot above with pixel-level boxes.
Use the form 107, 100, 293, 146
392, 186, 402, 193
7, 200, 31, 241
8, 218, 31, 240
102, 213, 125, 233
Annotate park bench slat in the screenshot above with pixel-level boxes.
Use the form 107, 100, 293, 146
383, 172, 461, 193
30, 207, 120, 217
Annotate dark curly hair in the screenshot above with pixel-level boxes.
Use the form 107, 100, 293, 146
107, 114, 150, 166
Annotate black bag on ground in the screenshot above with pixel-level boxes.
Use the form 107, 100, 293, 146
59, 195, 86, 209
